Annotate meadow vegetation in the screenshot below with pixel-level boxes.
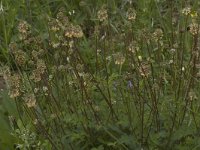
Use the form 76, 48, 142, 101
1, 0, 200, 149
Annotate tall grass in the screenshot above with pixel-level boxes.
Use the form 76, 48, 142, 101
1, 0, 200, 149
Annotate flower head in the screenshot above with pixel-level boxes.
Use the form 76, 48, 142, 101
113, 52, 125, 65
97, 6, 108, 22
182, 7, 191, 16
127, 8, 137, 21
23, 94, 36, 108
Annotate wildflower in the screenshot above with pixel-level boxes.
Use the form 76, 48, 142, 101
97, 6, 108, 22
30, 59, 46, 82
97, 49, 101, 55
42, 86, 48, 95
69, 10, 75, 16
56, 7, 69, 26
50, 24, 60, 32
152, 28, 163, 41
48, 18, 60, 32
12, 50, 27, 66
128, 41, 139, 53
30, 69, 42, 82
182, 7, 191, 16
76, 64, 85, 76
9, 88, 20, 99
73, 25, 84, 38
18, 20, 31, 40
189, 23, 199, 35
23, 94, 36, 108
127, 80, 133, 88
138, 55, 142, 61
48, 75, 53, 81
42, 86, 48, 92
36, 59, 46, 74
113, 52, 125, 65
64, 25, 84, 38
169, 48, 176, 54
6, 73, 21, 98
139, 62, 150, 77
34, 88, 39, 93
169, 60, 173, 64
188, 90, 197, 101
191, 11, 198, 18
127, 8, 137, 21
106, 56, 112, 61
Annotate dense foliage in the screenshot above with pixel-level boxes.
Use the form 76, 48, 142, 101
1, 0, 200, 149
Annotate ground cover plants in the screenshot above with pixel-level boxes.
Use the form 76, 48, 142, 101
1, 0, 200, 149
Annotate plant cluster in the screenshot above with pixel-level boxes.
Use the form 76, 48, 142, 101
1, 0, 200, 149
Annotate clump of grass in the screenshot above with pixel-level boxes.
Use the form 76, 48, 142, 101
1, 0, 200, 149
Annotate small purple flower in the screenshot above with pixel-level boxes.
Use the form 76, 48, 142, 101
127, 80, 133, 88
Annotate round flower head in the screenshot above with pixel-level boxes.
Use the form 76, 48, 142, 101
182, 7, 191, 16
127, 8, 137, 21
97, 6, 108, 22
113, 52, 125, 65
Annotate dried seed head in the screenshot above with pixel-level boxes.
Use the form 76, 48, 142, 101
23, 94, 36, 108
64, 25, 84, 38
31, 50, 39, 59
30, 69, 42, 82
9, 42, 18, 52
73, 25, 84, 38
139, 62, 151, 77
30, 59, 46, 82
9, 88, 20, 99
76, 64, 85, 76
127, 8, 137, 21
182, 7, 191, 16
12, 50, 27, 66
42, 86, 48, 95
18, 20, 30, 34
128, 41, 139, 53
188, 90, 197, 101
48, 18, 60, 32
36, 59, 46, 74
189, 23, 199, 35
113, 52, 125, 65
152, 29, 163, 41
6, 73, 21, 98
56, 7, 69, 25
97, 6, 108, 22
18, 20, 31, 40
